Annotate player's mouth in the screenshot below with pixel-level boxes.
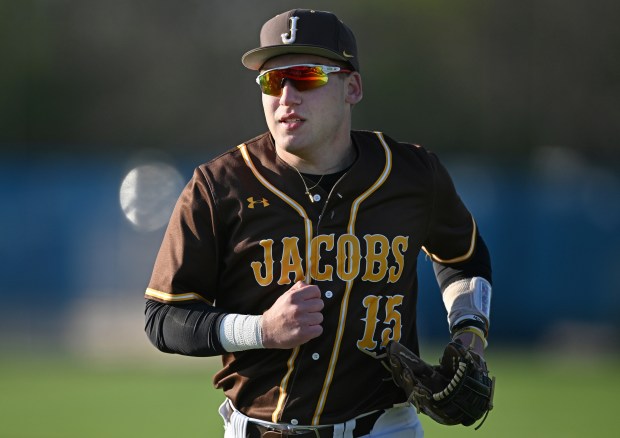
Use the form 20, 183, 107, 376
279, 115, 306, 127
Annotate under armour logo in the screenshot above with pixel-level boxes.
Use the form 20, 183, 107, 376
247, 197, 270, 209
281, 16, 299, 44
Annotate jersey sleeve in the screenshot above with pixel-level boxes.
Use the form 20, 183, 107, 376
145, 167, 221, 305
422, 153, 476, 264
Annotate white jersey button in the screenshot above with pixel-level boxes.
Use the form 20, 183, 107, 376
325, 291, 333, 298
313, 194, 321, 202
312, 353, 320, 360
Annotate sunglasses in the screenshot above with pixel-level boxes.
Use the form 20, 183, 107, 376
256, 64, 353, 97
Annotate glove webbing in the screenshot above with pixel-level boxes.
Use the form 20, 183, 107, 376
433, 361, 467, 401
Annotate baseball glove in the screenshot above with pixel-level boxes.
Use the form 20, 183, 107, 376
386, 340, 495, 428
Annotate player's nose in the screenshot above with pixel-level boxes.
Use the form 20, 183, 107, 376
279, 80, 302, 105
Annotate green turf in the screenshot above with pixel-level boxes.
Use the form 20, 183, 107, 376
421, 350, 619, 437
0, 350, 617, 437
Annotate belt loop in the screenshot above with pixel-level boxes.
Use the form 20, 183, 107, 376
343, 418, 356, 438
332, 422, 345, 438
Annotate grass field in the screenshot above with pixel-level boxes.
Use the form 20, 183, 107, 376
0, 349, 617, 437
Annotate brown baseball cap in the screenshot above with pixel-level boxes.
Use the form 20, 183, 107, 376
242, 9, 359, 71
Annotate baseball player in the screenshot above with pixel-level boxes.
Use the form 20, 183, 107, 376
145, 9, 492, 438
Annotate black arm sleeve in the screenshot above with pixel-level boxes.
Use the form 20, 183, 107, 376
433, 231, 492, 291
144, 299, 228, 357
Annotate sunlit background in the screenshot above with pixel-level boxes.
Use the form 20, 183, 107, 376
1, 1, 618, 437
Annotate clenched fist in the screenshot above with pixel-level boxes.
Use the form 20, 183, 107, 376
261, 281, 324, 349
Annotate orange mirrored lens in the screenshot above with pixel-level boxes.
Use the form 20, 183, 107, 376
258, 66, 329, 96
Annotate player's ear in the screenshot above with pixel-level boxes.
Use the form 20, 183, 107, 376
345, 72, 363, 105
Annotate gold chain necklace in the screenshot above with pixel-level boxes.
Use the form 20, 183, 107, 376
292, 167, 325, 203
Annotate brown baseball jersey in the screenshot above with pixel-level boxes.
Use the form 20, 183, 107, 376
146, 130, 476, 425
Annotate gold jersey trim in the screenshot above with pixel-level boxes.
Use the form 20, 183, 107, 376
144, 288, 213, 305
237, 143, 313, 423
311, 131, 393, 425
421, 216, 477, 264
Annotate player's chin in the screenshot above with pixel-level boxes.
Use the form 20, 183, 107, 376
273, 132, 310, 153
277, 123, 307, 142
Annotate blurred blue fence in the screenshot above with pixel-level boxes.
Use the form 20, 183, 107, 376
1, 150, 618, 348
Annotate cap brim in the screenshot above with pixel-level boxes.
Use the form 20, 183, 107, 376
242, 45, 352, 70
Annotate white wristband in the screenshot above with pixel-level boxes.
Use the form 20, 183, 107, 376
219, 314, 264, 352
442, 277, 492, 331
